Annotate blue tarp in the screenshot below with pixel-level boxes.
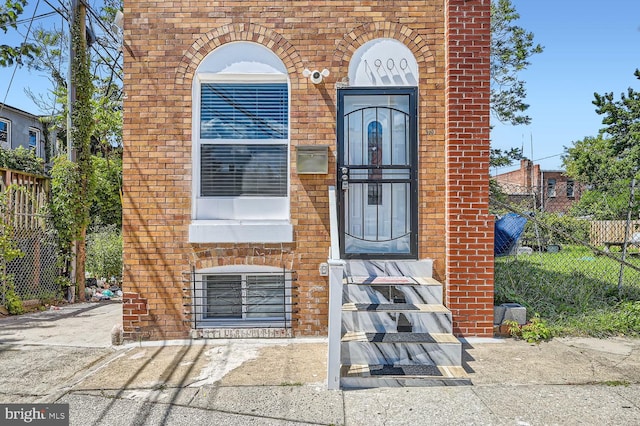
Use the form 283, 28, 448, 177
494, 213, 528, 256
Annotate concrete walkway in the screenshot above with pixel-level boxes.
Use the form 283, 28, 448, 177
1, 302, 640, 425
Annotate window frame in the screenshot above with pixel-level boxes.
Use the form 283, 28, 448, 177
0, 118, 10, 146
28, 127, 40, 150
192, 267, 292, 328
546, 178, 557, 198
566, 179, 575, 198
189, 43, 293, 243
193, 74, 291, 221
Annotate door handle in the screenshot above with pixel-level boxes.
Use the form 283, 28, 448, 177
341, 167, 349, 190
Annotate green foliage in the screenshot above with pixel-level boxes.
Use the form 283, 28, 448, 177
520, 314, 552, 343
495, 246, 640, 337
490, 147, 524, 168
0, 146, 45, 175
490, 0, 544, 125
521, 212, 590, 246
0, 186, 25, 314
563, 135, 628, 188
592, 69, 640, 176
50, 156, 85, 256
503, 315, 552, 343
0, 0, 40, 67
4, 286, 23, 314
91, 155, 122, 228
571, 302, 640, 338
563, 72, 640, 220
568, 184, 636, 220
86, 224, 122, 279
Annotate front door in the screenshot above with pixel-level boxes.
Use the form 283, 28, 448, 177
337, 88, 418, 259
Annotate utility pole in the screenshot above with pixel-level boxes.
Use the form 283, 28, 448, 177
67, 0, 84, 163
67, 0, 87, 302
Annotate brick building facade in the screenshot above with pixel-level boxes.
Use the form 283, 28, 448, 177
122, 0, 493, 341
494, 159, 583, 213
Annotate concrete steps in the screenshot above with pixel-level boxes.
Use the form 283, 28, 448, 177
341, 364, 470, 388
339, 260, 467, 388
341, 332, 462, 366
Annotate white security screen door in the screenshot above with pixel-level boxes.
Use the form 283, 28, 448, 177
337, 88, 418, 259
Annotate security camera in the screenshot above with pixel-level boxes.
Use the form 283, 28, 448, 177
303, 68, 330, 85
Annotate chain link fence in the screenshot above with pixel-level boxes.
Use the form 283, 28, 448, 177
1, 214, 61, 304
491, 181, 640, 323
1, 169, 61, 305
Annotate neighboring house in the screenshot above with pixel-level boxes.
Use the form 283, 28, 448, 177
123, 0, 493, 386
494, 159, 582, 213
0, 103, 51, 161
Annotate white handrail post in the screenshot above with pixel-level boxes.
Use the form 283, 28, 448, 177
327, 258, 344, 390
327, 186, 344, 390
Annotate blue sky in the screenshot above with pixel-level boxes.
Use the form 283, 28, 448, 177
491, 0, 640, 173
2, 1, 639, 172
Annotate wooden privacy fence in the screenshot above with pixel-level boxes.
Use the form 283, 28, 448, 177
590, 220, 640, 246
0, 167, 50, 229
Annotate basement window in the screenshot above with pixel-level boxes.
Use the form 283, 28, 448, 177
192, 266, 293, 328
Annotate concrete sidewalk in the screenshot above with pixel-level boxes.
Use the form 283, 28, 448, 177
1, 302, 640, 425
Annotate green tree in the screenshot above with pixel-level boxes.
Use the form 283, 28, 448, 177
0, 0, 40, 66
491, 0, 544, 125
490, 147, 524, 168
18, 1, 123, 301
563, 70, 640, 219
86, 224, 122, 280
91, 154, 121, 228
592, 69, 640, 178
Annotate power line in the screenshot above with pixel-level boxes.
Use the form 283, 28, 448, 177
43, 0, 123, 76
15, 11, 58, 24
1, 0, 42, 116
82, 0, 122, 45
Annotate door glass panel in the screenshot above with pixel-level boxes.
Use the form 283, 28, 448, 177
341, 93, 413, 256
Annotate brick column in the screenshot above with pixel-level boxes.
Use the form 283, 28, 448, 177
445, 0, 494, 336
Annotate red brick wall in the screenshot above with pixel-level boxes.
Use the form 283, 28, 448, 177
445, 0, 494, 336
122, 0, 492, 340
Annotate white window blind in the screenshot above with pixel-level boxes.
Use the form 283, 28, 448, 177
204, 274, 285, 320
200, 144, 287, 197
200, 83, 288, 140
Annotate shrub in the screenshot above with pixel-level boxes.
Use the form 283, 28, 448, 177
86, 225, 122, 280
0, 146, 46, 175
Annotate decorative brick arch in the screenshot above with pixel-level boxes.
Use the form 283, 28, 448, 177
332, 22, 435, 81
175, 23, 303, 86
188, 247, 299, 272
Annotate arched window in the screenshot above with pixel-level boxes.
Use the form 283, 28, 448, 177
190, 42, 292, 243
367, 121, 382, 205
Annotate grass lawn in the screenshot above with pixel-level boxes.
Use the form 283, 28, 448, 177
495, 245, 640, 337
